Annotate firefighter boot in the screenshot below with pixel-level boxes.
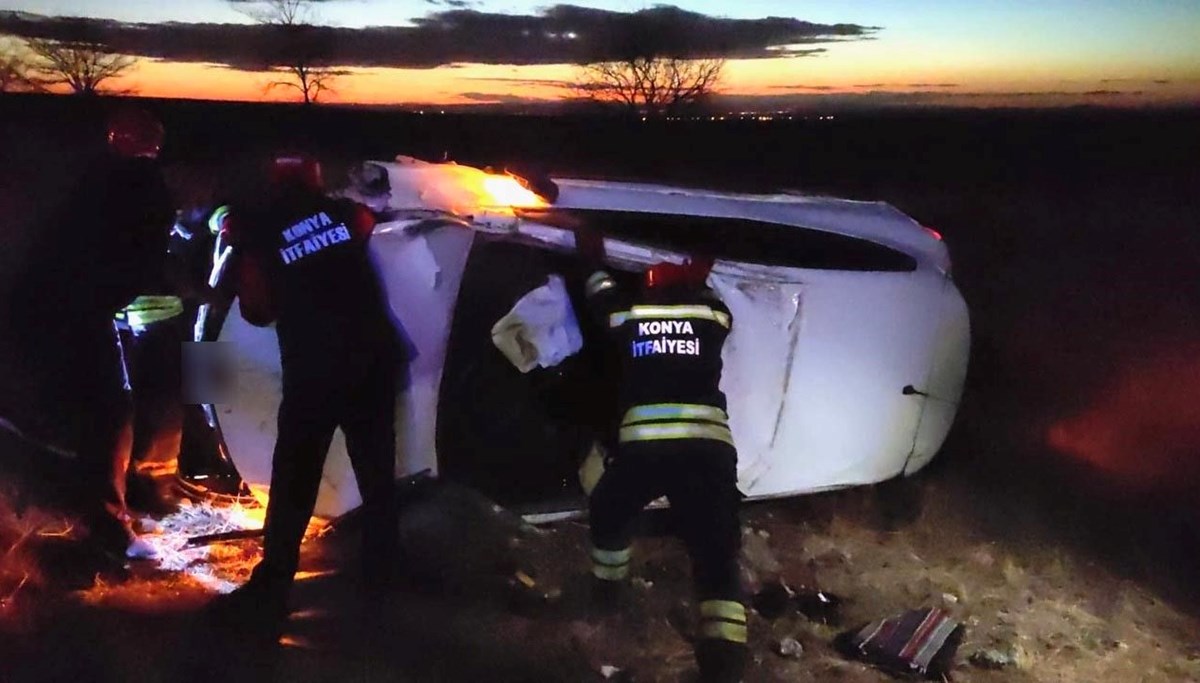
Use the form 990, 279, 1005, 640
208, 576, 290, 646
695, 639, 747, 683
588, 574, 629, 619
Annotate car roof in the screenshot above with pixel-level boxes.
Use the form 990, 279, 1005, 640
369, 159, 950, 273
551, 178, 948, 272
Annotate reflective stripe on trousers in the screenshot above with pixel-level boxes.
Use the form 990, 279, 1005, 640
699, 599, 748, 644
591, 545, 631, 581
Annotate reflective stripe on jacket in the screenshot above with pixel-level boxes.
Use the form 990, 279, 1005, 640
116, 294, 183, 327
618, 402, 733, 446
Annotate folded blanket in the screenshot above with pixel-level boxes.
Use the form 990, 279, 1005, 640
835, 607, 964, 680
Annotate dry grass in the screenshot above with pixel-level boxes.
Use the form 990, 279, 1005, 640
753, 483, 1200, 683
0, 491, 80, 626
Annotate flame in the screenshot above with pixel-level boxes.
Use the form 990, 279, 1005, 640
480, 175, 545, 208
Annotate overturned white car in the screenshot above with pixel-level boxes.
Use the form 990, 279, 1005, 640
211, 158, 969, 518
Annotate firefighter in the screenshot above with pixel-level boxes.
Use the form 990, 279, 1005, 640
216, 153, 401, 635
12, 107, 175, 558
114, 203, 224, 513
577, 229, 747, 683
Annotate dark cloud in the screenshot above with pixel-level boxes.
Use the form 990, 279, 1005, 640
768, 84, 836, 91
1082, 89, 1142, 96
907, 83, 958, 88
459, 76, 574, 88
853, 83, 885, 88
423, 0, 483, 8
764, 47, 826, 57
1154, 79, 1172, 85
0, 6, 877, 70
457, 91, 557, 104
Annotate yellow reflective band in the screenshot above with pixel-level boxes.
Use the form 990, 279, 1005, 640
610, 311, 630, 327
586, 271, 617, 297
619, 422, 734, 446
592, 563, 630, 581
591, 546, 632, 566
119, 296, 183, 326
700, 600, 747, 623
625, 305, 730, 328
623, 403, 729, 427
700, 621, 748, 644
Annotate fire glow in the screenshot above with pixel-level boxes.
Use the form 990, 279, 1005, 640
480, 174, 546, 209
1045, 342, 1200, 493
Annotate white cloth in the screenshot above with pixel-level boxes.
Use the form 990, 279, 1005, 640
491, 275, 584, 373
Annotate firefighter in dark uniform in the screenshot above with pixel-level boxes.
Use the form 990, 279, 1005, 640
12, 107, 176, 559
114, 204, 224, 513
578, 230, 747, 683
219, 154, 400, 634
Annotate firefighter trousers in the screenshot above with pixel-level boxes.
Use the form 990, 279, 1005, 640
251, 345, 400, 592
589, 438, 746, 679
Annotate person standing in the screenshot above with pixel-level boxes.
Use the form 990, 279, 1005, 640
218, 153, 401, 636
577, 230, 747, 683
13, 106, 175, 558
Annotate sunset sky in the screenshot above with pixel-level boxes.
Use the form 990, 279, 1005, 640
2, 0, 1199, 109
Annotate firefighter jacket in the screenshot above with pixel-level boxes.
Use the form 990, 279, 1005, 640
228, 190, 393, 365
585, 270, 734, 448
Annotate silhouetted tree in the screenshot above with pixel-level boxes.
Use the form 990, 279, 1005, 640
23, 39, 136, 95
245, 0, 346, 104
570, 13, 725, 118
574, 56, 724, 116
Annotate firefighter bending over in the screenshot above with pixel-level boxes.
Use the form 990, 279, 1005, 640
216, 153, 401, 638
577, 229, 747, 683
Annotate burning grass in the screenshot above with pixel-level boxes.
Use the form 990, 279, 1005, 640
130, 499, 265, 594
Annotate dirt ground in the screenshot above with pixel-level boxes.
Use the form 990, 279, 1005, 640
1, 459, 1198, 683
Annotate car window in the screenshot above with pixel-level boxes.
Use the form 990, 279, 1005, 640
516, 208, 917, 272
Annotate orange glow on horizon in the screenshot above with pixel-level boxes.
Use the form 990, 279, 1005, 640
76, 54, 1200, 108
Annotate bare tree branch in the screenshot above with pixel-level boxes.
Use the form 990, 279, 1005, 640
574, 56, 724, 116
21, 38, 136, 95
241, 0, 342, 104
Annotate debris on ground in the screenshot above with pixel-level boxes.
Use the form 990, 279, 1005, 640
834, 607, 965, 680
969, 645, 1022, 670
775, 636, 805, 659
795, 589, 843, 625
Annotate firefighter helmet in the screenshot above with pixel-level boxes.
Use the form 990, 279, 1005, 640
269, 153, 323, 192
645, 257, 714, 289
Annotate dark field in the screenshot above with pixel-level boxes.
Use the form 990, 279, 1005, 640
1, 95, 1199, 681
